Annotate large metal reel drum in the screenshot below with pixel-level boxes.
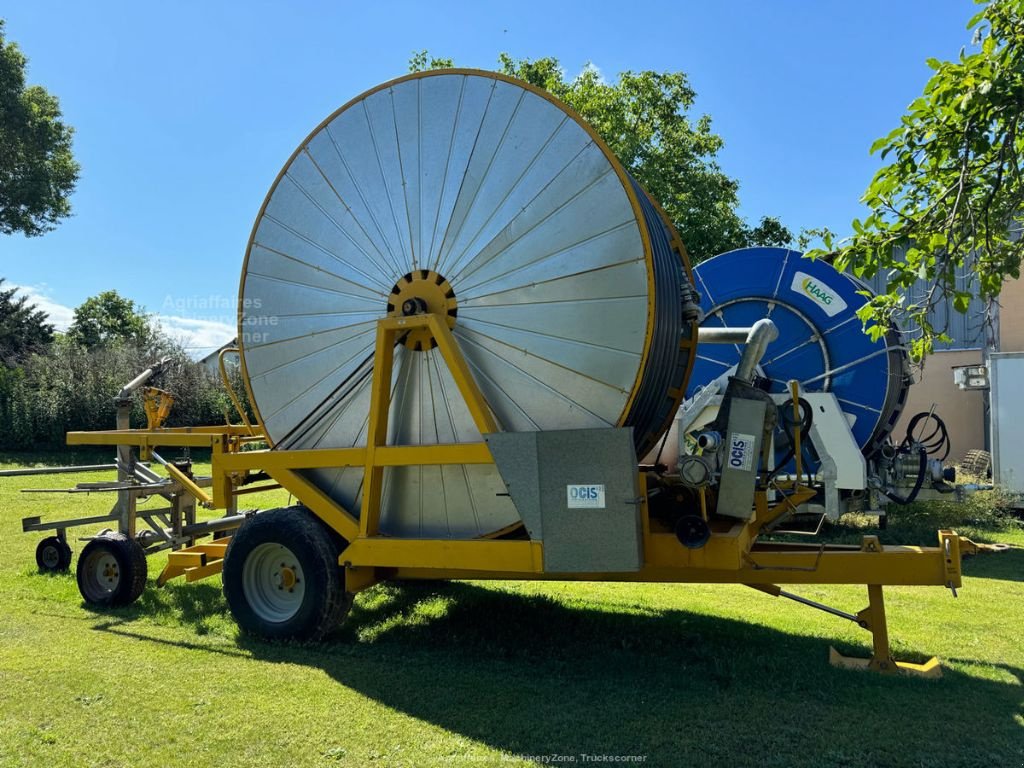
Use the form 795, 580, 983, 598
688, 247, 911, 458
238, 70, 698, 538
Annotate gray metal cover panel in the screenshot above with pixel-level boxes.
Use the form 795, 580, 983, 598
484, 431, 544, 540
715, 396, 766, 520
238, 71, 656, 539
487, 428, 642, 573
989, 352, 1024, 494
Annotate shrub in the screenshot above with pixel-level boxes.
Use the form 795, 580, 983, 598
0, 338, 249, 450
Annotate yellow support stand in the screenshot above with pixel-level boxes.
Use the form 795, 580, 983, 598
356, 313, 500, 540
157, 539, 232, 586
828, 584, 942, 678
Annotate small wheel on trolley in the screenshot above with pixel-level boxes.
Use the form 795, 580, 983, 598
35, 536, 72, 573
76, 532, 148, 607
675, 514, 711, 550
223, 506, 352, 641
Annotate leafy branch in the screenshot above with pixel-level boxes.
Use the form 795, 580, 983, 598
807, 0, 1024, 360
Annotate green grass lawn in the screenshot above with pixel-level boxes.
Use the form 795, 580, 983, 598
1, 453, 1022, 767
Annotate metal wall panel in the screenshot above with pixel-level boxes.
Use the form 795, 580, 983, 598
858, 254, 989, 351
989, 352, 1024, 495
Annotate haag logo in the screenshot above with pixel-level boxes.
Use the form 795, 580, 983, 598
790, 271, 848, 317
801, 276, 834, 305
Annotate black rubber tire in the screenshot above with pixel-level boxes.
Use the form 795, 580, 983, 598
222, 506, 351, 641
76, 533, 148, 607
961, 449, 992, 478
36, 536, 73, 573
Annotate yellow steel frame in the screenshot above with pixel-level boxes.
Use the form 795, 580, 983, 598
218, 347, 258, 436
142, 387, 175, 431
66, 314, 971, 675
158, 538, 231, 586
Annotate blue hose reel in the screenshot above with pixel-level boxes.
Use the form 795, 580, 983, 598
689, 247, 910, 459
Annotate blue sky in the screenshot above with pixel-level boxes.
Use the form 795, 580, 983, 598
3, 0, 976, 355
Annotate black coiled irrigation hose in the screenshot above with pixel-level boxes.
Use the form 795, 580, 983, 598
883, 410, 948, 505
885, 446, 928, 505
901, 411, 951, 462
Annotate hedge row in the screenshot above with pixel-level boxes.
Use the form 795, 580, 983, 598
0, 341, 251, 450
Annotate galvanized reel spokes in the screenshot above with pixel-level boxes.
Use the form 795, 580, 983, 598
238, 70, 696, 538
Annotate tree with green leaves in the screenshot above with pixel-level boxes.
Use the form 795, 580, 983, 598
68, 290, 156, 349
806, 0, 1024, 360
0, 278, 52, 364
0, 19, 79, 237
409, 51, 792, 261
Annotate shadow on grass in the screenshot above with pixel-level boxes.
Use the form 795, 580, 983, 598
963, 546, 1024, 582
90, 580, 1024, 766
81, 580, 229, 635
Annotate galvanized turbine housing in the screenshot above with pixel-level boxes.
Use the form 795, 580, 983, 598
238, 70, 697, 537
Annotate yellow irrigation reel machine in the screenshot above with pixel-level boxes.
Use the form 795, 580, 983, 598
22, 71, 981, 675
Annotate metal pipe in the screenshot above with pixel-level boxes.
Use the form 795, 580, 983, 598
697, 327, 751, 344
180, 513, 251, 536
22, 512, 121, 532
748, 583, 861, 623
695, 320, 778, 386
22, 483, 169, 493
777, 588, 861, 623
150, 451, 213, 506
116, 356, 171, 401
218, 347, 257, 435
736, 319, 778, 383
703, 319, 779, 383
232, 483, 283, 496
126, 460, 163, 484
0, 463, 119, 477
